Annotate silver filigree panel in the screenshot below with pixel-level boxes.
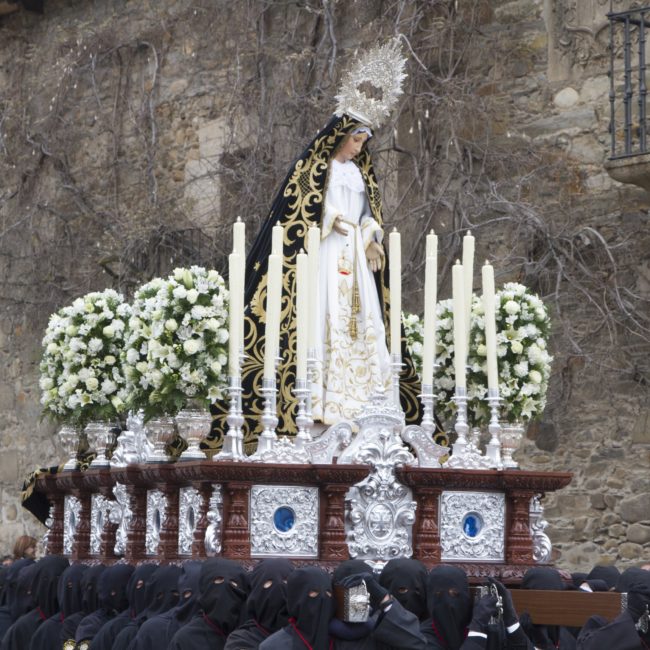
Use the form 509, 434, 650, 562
110, 482, 132, 556
440, 491, 505, 562
145, 489, 167, 556
178, 486, 202, 556
63, 494, 81, 556
250, 485, 319, 558
205, 484, 223, 556
90, 493, 112, 555
530, 494, 552, 564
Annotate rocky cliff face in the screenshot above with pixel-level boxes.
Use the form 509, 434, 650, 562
0, 0, 648, 570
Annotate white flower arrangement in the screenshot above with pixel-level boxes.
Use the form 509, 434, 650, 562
406, 283, 552, 427
471, 281, 553, 424
402, 312, 424, 377
123, 266, 229, 420
39, 289, 132, 424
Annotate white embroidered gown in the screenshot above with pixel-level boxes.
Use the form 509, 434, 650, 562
311, 158, 392, 424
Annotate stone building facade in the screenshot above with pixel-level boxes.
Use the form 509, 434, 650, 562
0, 0, 649, 570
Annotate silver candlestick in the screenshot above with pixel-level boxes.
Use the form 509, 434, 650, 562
293, 379, 312, 449
306, 347, 317, 423
249, 374, 279, 460
420, 371, 438, 436
391, 353, 403, 412
452, 385, 469, 460
486, 388, 503, 468
213, 374, 246, 462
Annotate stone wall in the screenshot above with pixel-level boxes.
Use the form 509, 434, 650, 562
0, 0, 649, 571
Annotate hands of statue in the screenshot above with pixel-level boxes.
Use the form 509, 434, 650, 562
333, 216, 348, 236
366, 241, 385, 273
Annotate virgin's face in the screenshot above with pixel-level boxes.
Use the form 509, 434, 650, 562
335, 132, 369, 162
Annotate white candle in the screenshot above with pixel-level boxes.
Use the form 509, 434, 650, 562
228, 253, 242, 377
264, 253, 282, 381
482, 261, 499, 391
296, 250, 308, 382
452, 260, 466, 390
389, 229, 401, 357
422, 230, 438, 387
307, 225, 320, 352
462, 230, 475, 347
272, 224, 283, 256
233, 218, 246, 357
233, 217, 245, 257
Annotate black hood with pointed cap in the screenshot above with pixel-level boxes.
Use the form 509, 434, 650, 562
97, 563, 134, 614
127, 562, 158, 618
198, 558, 248, 634
426, 565, 472, 650
31, 555, 69, 618
11, 561, 37, 622
286, 566, 334, 650
58, 563, 87, 618
246, 559, 294, 633
380, 557, 428, 620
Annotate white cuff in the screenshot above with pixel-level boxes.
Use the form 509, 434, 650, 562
507, 622, 521, 634
467, 631, 488, 638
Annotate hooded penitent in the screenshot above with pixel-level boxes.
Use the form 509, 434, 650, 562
247, 559, 294, 633
88, 563, 158, 650
285, 566, 334, 650
111, 564, 181, 650
74, 563, 134, 646
26, 560, 83, 650
60, 563, 105, 647
168, 558, 248, 650
586, 565, 620, 591
520, 567, 574, 650
130, 561, 202, 650
425, 566, 472, 650
204, 113, 422, 454
379, 558, 429, 621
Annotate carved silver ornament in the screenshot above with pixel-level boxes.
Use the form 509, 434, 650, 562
42, 504, 55, 554
63, 494, 81, 556
146, 489, 167, 555
530, 494, 552, 564
204, 484, 223, 556
253, 436, 311, 464
401, 425, 447, 468
440, 491, 505, 562
111, 411, 152, 466
250, 485, 319, 558
305, 421, 353, 464
90, 493, 112, 555
178, 486, 202, 555
344, 419, 416, 561
110, 483, 132, 556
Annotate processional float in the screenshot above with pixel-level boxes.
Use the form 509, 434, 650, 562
28, 38, 570, 579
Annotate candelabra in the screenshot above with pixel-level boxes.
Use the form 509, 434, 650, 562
390, 353, 403, 412
214, 348, 247, 462
293, 379, 313, 450
249, 358, 280, 460
419, 364, 438, 436
452, 385, 469, 460
486, 388, 503, 469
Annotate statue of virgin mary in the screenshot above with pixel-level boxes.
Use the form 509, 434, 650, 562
203, 41, 422, 454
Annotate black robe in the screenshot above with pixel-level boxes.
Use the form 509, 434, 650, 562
261, 600, 427, 649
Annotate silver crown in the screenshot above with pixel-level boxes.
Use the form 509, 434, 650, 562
335, 38, 408, 128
